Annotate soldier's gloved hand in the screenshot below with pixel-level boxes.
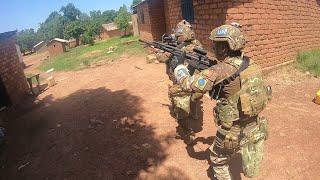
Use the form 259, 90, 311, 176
168, 84, 185, 97
191, 92, 203, 101
174, 64, 190, 84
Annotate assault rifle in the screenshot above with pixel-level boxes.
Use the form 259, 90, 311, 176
139, 39, 216, 71
161, 34, 178, 47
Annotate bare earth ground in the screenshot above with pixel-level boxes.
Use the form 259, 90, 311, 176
0, 54, 320, 180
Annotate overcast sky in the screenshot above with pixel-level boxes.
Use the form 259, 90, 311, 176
0, 0, 133, 32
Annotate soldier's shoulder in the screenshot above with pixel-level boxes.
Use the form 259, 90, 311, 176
224, 56, 243, 69
209, 61, 235, 75
191, 40, 203, 47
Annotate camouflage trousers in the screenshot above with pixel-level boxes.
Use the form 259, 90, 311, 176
209, 117, 268, 180
171, 95, 200, 124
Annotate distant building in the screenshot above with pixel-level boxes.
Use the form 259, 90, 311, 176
0, 31, 29, 108
68, 39, 78, 48
133, 0, 166, 41
47, 38, 68, 57
32, 41, 46, 53
100, 22, 133, 40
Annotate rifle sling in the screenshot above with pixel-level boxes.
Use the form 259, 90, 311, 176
211, 57, 250, 99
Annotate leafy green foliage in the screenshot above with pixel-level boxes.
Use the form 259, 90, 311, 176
40, 36, 145, 71
60, 3, 81, 22
297, 49, 320, 76
115, 5, 131, 36
64, 20, 85, 45
37, 11, 64, 41
88, 10, 118, 38
81, 31, 95, 45
18, 3, 125, 50
16, 29, 39, 53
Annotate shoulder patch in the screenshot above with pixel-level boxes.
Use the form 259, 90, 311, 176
196, 76, 208, 90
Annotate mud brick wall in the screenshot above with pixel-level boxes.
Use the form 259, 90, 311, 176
0, 38, 28, 105
100, 27, 133, 41
137, 2, 153, 41
138, 1, 166, 41
149, 0, 166, 41
164, 0, 183, 33
47, 41, 66, 57
162, 0, 320, 68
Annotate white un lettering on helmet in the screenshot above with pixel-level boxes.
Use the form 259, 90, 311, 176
216, 28, 228, 36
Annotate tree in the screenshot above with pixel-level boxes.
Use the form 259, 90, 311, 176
81, 31, 95, 46
64, 20, 85, 46
114, 5, 131, 36
79, 12, 91, 22
37, 11, 64, 40
131, 0, 142, 11
102, 10, 118, 23
60, 3, 81, 22
80, 19, 97, 45
87, 10, 118, 39
17, 29, 39, 53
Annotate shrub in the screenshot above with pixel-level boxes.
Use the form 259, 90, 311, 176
81, 33, 95, 45
297, 49, 320, 76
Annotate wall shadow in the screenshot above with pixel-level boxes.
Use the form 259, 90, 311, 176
0, 87, 176, 180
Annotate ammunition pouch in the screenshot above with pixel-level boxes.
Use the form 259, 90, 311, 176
169, 85, 191, 120
240, 116, 268, 147
215, 127, 241, 153
214, 98, 240, 128
239, 85, 271, 117
239, 63, 272, 117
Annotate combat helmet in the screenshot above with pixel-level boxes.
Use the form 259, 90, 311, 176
174, 20, 195, 41
209, 22, 246, 51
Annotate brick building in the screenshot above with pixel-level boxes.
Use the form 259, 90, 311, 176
0, 31, 29, 108
135, 0, 320, 69
47, 38, 68, 57
135, 0, 166, 41
100, 22, 133, 40
32, 41, 46, 53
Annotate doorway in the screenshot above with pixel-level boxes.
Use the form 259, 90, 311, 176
0, 77, 11, 108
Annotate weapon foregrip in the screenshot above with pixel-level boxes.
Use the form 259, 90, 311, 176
193, 48, 207, 56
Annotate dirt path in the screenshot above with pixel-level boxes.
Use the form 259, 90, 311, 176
1, 55, 320, 180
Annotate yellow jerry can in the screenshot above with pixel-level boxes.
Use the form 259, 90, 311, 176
315, 90, 320, 105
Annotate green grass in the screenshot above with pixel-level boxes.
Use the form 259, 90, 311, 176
40, 35, 146, 71
297, 49, 320, 76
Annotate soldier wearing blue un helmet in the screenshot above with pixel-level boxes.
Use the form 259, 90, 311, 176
171, 22, 272, 179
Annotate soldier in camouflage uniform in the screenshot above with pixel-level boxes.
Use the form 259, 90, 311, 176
166, 20, 204, 143
172, 23, 272, 179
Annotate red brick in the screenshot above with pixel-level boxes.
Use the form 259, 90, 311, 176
136, 0, 320, 69
0, 36, 28, 106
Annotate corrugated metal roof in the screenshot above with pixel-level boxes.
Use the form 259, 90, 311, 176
47, 38, 68, 46
0, 30, 17, 43
52, 38, 69, 43
132, 0, 149, 9
33, 41, 45, 48
102, 22, 133, 31
102, 23, 118, 31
